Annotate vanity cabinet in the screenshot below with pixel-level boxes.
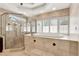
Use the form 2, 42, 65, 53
24, 36, 79, 56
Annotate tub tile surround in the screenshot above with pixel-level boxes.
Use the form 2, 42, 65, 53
24, 34, 79, 56
25, 33, 79, 42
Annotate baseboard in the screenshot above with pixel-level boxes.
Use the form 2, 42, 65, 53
3, 47, 25, 52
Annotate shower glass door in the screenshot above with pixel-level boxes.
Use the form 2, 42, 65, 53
5, 14, 24, 49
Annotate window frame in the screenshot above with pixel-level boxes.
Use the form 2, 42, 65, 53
36, 16, 69, 35
26, 16, 70, 35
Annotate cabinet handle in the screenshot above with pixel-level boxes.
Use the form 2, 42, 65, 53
52, 43, 56, 46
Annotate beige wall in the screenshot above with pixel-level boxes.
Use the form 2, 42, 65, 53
0, 8, 7, 15
32, 8, 69, 20
0, 8, 8, 35
69, 4, 79, 55
70, 4, 79, 34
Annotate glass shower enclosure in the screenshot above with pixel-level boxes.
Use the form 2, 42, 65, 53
0, 13, 27, 49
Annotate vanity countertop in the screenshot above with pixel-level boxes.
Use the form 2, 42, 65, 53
25, 33, 79, 42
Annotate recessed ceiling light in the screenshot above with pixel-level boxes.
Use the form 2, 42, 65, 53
20, 3, 23, 6
52, 8, 56, 10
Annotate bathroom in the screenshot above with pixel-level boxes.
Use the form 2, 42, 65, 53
0, 3, 79, 56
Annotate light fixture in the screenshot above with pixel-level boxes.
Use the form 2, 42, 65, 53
52, 8, 56, 10
20, 3, 23, 6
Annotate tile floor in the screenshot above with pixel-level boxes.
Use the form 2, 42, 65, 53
0, 49, 54, 56
0, 50, 27, 56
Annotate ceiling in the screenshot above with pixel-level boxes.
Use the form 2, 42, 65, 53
0, 3, 71, 17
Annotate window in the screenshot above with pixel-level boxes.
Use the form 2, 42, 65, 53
37, 20, 42, 32
31, 21, 36, 32
23, 23, 27, 32
26, 22, 31, 32
6, 25, 13, 31
59, 16, 69, 34
6, 26, 8, 31
6, 23, 13, 31
24, 27, 26, 32
50, 18, 57, 33
43, 20, 49, 32
36, 16, 69, 35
